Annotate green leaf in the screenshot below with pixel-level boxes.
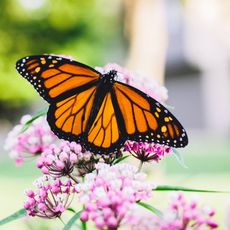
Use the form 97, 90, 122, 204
67, 207, 76, 213
0, 209, 27, 226
63, 210, 82, 230
172, 148, 188, 168
137, 202, 163, 218
155, 185, 228, 193
21, 108, 48, 132
113, 155, 130, 164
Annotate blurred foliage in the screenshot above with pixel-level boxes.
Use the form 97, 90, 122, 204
0, 0, 125, 105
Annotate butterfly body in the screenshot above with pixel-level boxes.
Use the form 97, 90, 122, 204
16, 55, 188, 154
83, 70, 124, 137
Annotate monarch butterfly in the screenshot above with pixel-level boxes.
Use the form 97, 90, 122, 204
16, 55, 188, 154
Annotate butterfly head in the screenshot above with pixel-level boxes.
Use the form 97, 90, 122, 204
102, 70, 117, 84
108, 69, 117, 77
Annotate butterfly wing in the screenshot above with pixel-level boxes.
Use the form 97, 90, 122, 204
16, 55, 101, 102
85, 91, 126, 153
80, 79, 188, 153
47, 85, 98, 143
16, 55, 188, 153
47, 87, 125, 153
113, 82, 188, 148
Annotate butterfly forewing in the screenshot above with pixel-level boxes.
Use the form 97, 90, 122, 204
47, 85, 97, 143
16, 55, 101, 102
85, 92, 125, 153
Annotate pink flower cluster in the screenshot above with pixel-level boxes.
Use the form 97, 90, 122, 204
160, 192, 218, 229
36, 140, 107, 179
96, 63, 168, 103
76, 163, 155, 230
127, 192, 218, 230
124, 205, 161, 230
124, 141, 172, 163
4, 115, 56, 165
36, 141, 82, 178
24, 176, 74, 218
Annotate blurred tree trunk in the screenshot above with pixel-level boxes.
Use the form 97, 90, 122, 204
184, 0, 230, 134
124, 0, 168, 85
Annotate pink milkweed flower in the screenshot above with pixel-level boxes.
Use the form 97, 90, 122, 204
75, 163, 155, 230
124, 141, 172, 163
4, 114, 56, 165
161, 192, 218, 230
124, 205, 161, 230
36, 141, 82, 179
36, 140, 120, 179
24, 176, 74, 218
128, 192, 218, 230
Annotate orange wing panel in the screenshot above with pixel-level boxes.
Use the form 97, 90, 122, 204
88, 93, 120, 148
50, 86, 96, 136
114, 82, 188, 147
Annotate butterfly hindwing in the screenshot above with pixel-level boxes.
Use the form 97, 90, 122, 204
47, 85, 98, 143
85, 91, 125, 153
16, 55, 101, 102
113, 82, 188, 148
48, 88, 125, 154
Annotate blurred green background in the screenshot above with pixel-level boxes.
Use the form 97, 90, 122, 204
0, 0, 124, 104
0, 0, 230, 229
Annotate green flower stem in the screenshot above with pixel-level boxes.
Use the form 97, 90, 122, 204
155, 185, 229, 193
